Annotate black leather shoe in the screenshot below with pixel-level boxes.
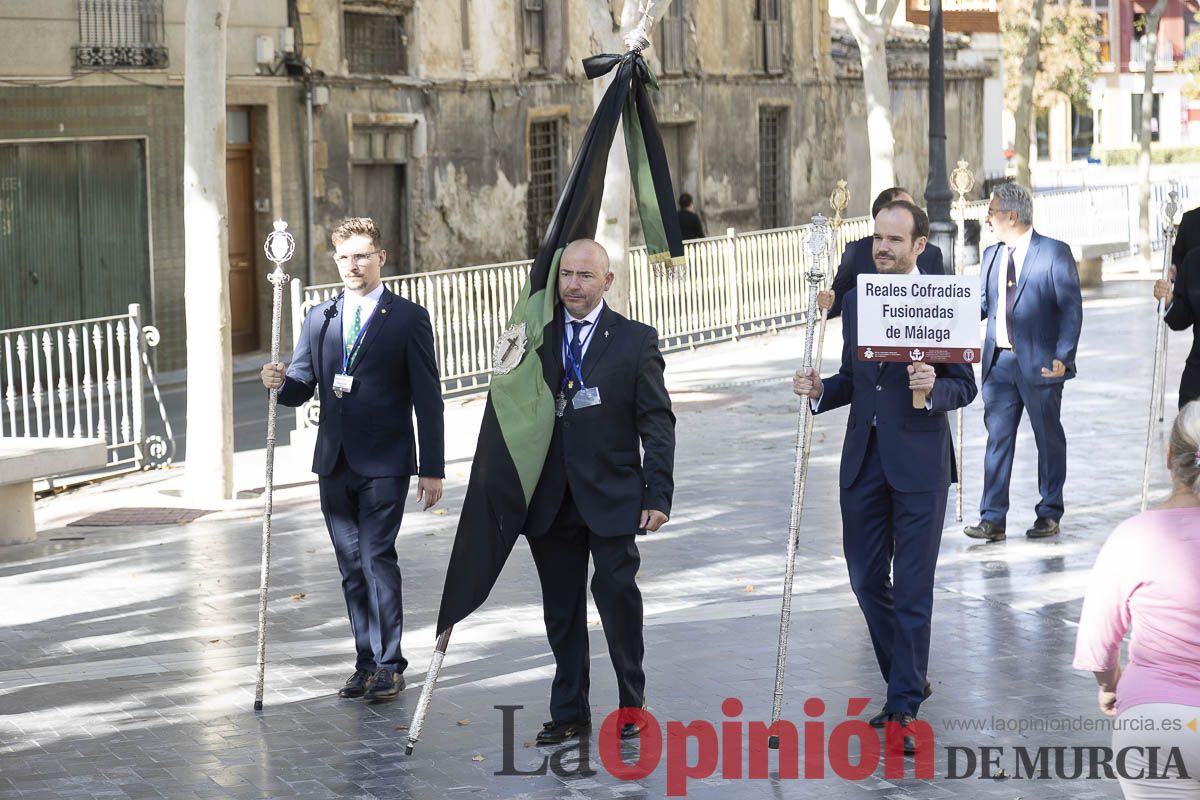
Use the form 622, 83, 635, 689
363, 668, 405, 701
338, 669, 373, 698
536, 720, 591, 745
869, 681, 932, 728
1026, 517, 1060, 538
620, 718, 647, 739
964, 520, 1006, 542
884, 713, 919, 756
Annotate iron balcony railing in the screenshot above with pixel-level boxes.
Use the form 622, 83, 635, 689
75, 0, 168, 69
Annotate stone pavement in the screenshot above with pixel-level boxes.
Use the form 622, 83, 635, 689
0, 274, 1189, 800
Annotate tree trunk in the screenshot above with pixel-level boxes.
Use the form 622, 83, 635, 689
859, 27, 896, 198
1139, 0, 1169, 273
837, 0, 900, 201
1013, 0, 1046, 188
183, 0, 234, 502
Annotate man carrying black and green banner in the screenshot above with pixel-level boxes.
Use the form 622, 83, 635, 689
526, 237, 674, 744
423, 49, 683, 749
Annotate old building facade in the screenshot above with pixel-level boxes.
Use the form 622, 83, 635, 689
0, 0, 988, 369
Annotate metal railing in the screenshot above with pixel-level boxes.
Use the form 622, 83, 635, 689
0, 303, 174, 476
291, 184, 1138, 431
75, 0, 168, 69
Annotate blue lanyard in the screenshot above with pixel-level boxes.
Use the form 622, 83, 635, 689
562, 318, 598, 390
342, 300, 378, 374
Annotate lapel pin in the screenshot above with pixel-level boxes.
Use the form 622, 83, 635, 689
381, 308, 388, 314
604, 331, 609, 338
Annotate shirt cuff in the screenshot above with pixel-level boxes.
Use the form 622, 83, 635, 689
810, 392, 822, 413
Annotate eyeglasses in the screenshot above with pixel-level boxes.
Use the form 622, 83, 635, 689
333, 250, 381, 266
986, 206, 1007, 218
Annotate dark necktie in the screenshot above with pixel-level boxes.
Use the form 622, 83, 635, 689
1005, 247, 1017, 340
569, 320, 590, 380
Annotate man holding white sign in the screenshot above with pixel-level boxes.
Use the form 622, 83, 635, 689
793, 200, 977, 751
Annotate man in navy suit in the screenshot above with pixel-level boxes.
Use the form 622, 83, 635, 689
261, 217, 445, 701
817, 187, 945, 319
524, 239, 676, 745
964, 183, 1082, 542
794, 201, 977, 752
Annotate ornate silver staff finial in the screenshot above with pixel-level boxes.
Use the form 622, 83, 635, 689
829, 180, 850, 230
1163, 189, 1180, 230
624, 12, 653, 53
950, 159, 976, 203
264, 219, 296, 280
807, 214, 830, 283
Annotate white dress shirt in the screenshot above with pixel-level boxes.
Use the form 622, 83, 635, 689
995, 227, 1033, 349
563, 300, 606, 369
342, 283, 385, 360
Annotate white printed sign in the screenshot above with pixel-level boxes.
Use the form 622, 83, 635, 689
856, 273, 981, 364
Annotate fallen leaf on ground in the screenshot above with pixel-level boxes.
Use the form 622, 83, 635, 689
471, 755, 484, 762
291, 593, 307, 601
432, 508, 449, 516
395, 725, 409, 731
209, 639, 220, 644
745, 585, 755, 593
457, 719, 470, 726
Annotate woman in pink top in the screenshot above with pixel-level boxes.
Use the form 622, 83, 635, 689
1074, 401, 1200, 799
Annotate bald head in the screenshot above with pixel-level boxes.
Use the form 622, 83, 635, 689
559, 238, 614, 318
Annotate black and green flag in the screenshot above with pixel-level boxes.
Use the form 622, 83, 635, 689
436, 51, 684, 636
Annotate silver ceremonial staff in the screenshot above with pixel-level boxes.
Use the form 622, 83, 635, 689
254, 219, 296, 711
950, 160, 976, 522
768, 214, 833, 749
1141, 191, 1179, 512
819, 180, 850, 374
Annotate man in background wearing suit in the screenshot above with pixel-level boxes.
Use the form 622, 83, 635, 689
794, 201, 977, 754
1154, 247, 1200, 407
817, 187, 945, 319
261, 217, 445, 701
524, 239, 676, 746
964, 183, 1082, 543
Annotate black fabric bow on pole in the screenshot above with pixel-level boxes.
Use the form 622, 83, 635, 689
405, 50, 684, 756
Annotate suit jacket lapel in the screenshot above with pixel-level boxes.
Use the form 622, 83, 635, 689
543, 305, 565, 392
983, 244, 1003, 321
347, 289, 394, 375
1013, 232, 1040, 309
581, 304, 617, 382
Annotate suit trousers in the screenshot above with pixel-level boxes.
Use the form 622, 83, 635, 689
527, 487, 645, 724
980, 349, 1067, 524
841, 430, 946, 717
318, 451, 411, 673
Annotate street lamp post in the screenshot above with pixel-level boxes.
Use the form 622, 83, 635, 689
924, 0, 957, 274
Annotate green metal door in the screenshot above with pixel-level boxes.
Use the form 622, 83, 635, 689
0, 139, 150, 329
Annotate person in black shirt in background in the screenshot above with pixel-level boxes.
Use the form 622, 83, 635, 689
677, 193, 706, 241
